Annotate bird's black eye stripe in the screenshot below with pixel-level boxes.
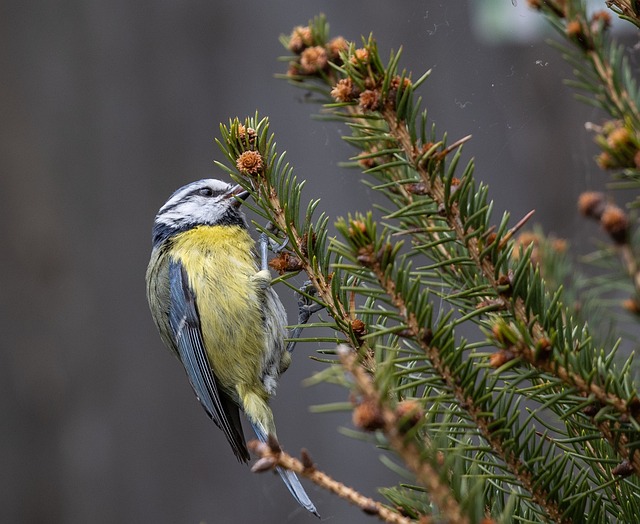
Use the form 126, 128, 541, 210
195, 187, 216, 197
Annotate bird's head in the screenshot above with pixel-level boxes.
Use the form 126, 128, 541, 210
152, 179, 249, 246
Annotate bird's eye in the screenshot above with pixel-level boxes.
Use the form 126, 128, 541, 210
198, 187, 214, 197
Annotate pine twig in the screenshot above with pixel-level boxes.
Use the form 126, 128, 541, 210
248, 439, 416, 524
380, 97, 640, 467
358, 236, 570, 524
335, 345, 471, 524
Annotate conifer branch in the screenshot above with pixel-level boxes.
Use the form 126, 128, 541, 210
335, 345, 471, 524
378, 54, 638, 436
248, 439, 415, 524
347, 220, 570, 523
276, 15, 640, 482
278, 24, 640, 486
525, 0, 640, 476
385, 101, 639, 469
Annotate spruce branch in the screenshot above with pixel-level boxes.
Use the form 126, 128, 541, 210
248, 438, 415, 524
334, 216, 571, 523
277, 15, 640, 480
335, 345, 471, 524
524, 3, 640, 474
384, 98, 638, 448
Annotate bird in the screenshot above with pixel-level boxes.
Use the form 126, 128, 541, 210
145, 178, 318, 516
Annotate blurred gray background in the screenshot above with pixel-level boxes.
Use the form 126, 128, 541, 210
1, 1, 618, 523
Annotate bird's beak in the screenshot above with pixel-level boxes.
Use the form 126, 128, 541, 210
227, 184, 250, 208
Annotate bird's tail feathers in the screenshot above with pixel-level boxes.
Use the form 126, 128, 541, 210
251, 421, 319, 517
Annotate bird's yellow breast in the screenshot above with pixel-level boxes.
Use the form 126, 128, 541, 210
169, 225, 268, 399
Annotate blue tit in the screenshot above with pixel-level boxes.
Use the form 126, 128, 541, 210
145, 178, 318, 516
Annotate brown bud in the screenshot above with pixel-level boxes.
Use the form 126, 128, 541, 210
600, 204, 629, 244
612, 460, 634, 477
236, 150, 263, 176
607, 126, 631, 150
497, 272, 513, 295
591, 10, 611, 31
387, 76, 412, 109
622, 298, 640, 315
527, 0, 565, 17
390, 75, 412, 92
537, 337, 552, 352
357, 151, 377, 169
566, 19, 583, 38
569, 21, 593, 51
300, 448, 315, 472
267, 434, 282, 453
330, 77, 358, 103
491, 323, 503, 344
395, 400, 423, 433
552, 238, 567, 253
418, 142, 436, 168
350, 318, 367, 338
489, 349, 515, 369
327, 36, 349, 61
582, 403, 599, 417
237, 124, 256, 145
578, 191, 606, 219
300, 46, 328, 74
248, 439, 269, 456
596, 151, 616, 169
348, 220, 367, 237
287, 62, 302, 78
356, 245, 376, 267
269, 252, 303, 274
350, 47, 370, 65
535, 337, 553, 361
288, 26, 313, 54
628, 396, 640, 419
359, 89, 381, 112
363, 77, 377, 91
353, 399, 385, 431
300, 231, 316, 257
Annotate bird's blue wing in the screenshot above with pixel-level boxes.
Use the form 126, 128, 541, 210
168, 260, 249, 462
